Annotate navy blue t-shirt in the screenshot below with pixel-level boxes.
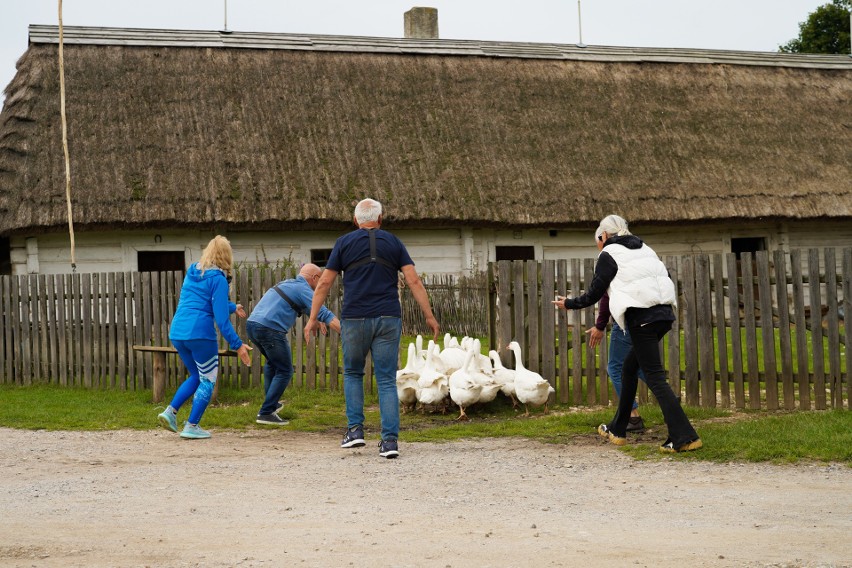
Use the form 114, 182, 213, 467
326, 228, 414, 318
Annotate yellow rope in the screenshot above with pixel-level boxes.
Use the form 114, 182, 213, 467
58, 0, 76, 272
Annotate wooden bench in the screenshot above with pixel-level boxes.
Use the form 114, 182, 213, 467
132, 345, 239, 403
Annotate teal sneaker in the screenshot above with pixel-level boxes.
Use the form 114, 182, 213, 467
157, 410, 178, 433
180, 423, 211, 439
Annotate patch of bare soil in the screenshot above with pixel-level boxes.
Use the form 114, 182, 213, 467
0, 428, 849, 568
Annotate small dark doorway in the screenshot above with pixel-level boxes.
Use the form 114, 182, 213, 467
731, 237, 766, 260
0, 237, 10, 275
495, 246, 535, 262
137, 250, 186, 273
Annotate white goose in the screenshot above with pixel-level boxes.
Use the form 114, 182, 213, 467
449, 350, 483, 420
396, 343, 420, 413
489, 349, 518, 408
416, 344, 449, 410
470, 339, 501, 404
507, 341, 554, 416
438, 339, 466, 376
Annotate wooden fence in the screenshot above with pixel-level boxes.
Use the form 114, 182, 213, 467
0, 269, 483, 393
489, 249, 850, 411
0, 248, 849, 410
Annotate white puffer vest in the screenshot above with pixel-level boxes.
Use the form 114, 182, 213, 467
604, 242, 677, 330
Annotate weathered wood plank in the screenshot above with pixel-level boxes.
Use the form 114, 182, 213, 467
696, 254, 716, 407
681, 255, 699, 406
116, 272, 127, 389
526, 261, 540, 374
512, 260, 526, 355
540, 260, 556, 396
665, 257, 681, 398
843, 248, 852, 409
570, 259, 583, 405
556, 260, 570, 403
790, 249, 810, 409
497, 261, 512, 369
59, 275, 70, 386
741, 254, 760, 409
36, 275, 48, 382
726, 253, 745, 409
773, 251, 795, 410
582, 258, 597, 405
808, 249, 826, 409
823, 248, 841, 409
1, 277, 11, 383
46, 274, 59, 383
712, 254, 730, 407
756, 251, 778, 410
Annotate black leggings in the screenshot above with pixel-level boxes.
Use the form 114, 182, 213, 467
609, 320, 699, 445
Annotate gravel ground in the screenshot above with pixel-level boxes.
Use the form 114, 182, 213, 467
0, 427, 850, 568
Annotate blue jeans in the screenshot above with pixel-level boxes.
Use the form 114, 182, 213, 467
246, 321, 294, 416
608, 322, 647, 411
170, 338, 219, 425
341, 317, 402, 441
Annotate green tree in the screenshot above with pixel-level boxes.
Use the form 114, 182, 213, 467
779, 0, 851, 54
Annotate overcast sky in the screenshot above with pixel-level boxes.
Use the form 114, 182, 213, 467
0, 0, 832, 104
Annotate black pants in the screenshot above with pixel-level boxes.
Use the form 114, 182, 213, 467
609, 319, 699, 445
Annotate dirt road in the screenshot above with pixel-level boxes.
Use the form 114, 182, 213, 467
0, 427, 849, 567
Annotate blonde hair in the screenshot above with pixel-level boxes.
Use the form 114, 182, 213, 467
198, 235, 234, 277
596, 214, 632, 239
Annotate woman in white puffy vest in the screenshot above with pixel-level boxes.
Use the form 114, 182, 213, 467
554, 215, 702, 453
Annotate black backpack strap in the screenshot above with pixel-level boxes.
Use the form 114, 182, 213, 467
273, 284, 306, 317
342, 229, 397, 273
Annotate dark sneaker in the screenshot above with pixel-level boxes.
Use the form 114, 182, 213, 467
660, 438, 703, 453
276, 401, 285, 413
256, 413, 289, 426
626, 416, 646, 433
378, 438, 399, 459
341, 425, 366, 448
597, 424, 627, 446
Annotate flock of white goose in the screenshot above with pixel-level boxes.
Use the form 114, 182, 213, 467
396, 334, 555, 420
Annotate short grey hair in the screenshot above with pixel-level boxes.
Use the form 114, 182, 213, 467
354, 198, 382, 224
596, 214, 631, 238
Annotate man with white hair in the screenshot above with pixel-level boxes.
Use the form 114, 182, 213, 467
305, 198, 439, 458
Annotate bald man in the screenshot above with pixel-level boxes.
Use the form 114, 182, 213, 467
247, 263, 340, 425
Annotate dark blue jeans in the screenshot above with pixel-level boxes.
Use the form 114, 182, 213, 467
609, 320, 699, 446
246, 321, 294, 416
341, 317, 402, 441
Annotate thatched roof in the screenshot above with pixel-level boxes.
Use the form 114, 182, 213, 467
1, 25, 850, 236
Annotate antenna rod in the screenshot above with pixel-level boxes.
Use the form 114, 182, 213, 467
577, 0, 586, 48
224, 0, 229, 32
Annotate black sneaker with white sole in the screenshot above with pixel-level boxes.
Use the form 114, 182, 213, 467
378, 438, 399, 458
341, 425, 366, 448
256, 413, 289, 426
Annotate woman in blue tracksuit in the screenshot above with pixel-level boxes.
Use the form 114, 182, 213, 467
157, 236, 252, 439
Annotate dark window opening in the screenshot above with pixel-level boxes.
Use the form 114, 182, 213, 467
495, 246, 535, 262
138, 250, 186, 273
0, 237, 10, 275
731, 237, 766, 260
311, 248, 333, 268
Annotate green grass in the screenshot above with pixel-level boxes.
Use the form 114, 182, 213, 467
0, 384, 849, 465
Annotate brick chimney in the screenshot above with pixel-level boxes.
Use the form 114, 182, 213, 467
404, 7, 439, 39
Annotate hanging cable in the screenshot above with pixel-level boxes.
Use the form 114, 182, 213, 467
58, 0, 77, 272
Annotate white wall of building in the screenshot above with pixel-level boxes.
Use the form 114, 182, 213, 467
8, 220, 851, 276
